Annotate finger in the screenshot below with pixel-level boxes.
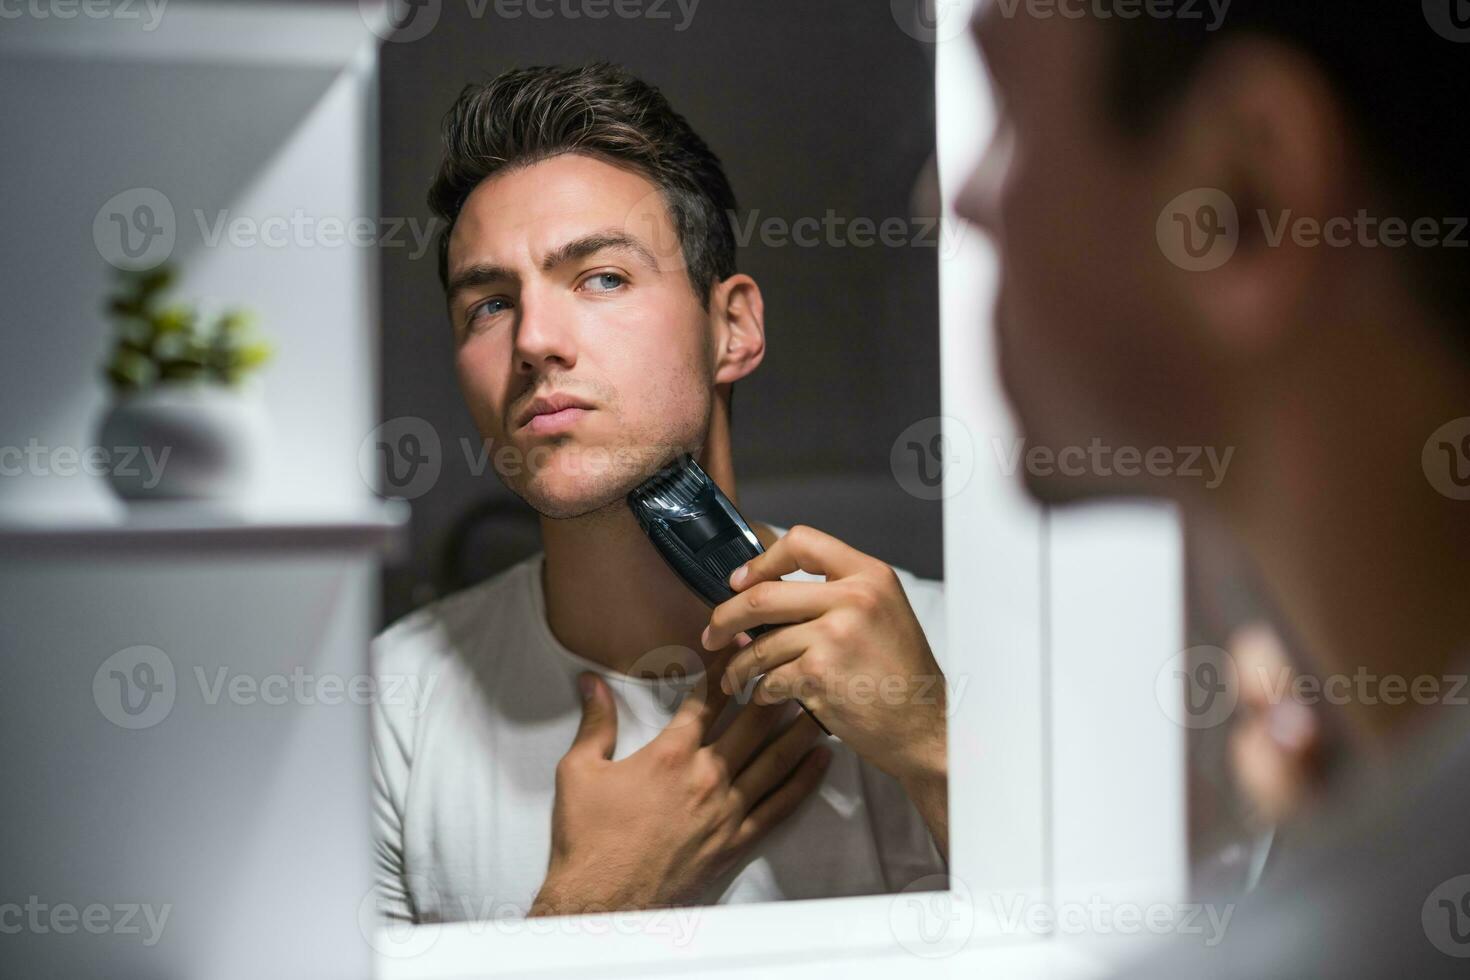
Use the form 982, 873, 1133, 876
728, 744, 833, 853
729, 711, 826, 813
1230, 622, 1290, 711
751, 660, 817, 707
725, 524, 873, 593
708, 699, 793, 773
564, 672, 617, 762
1230, 714, 1317, 824
703, 580, 835, 651
1265, 698, 1320, 759
659, 645, 739, 746
719, 621, 816, 696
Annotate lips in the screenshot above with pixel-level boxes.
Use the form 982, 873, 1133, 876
514, 392, 595, 432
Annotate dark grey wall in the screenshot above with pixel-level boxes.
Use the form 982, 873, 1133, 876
377, 0, 943, 626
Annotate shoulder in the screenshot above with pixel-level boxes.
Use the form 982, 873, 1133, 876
370, 555, 539, 681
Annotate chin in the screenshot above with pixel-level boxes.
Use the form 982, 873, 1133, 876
506, 443, 648, 520
1020, 465, 1102, 506
1017, 451, 1171, 507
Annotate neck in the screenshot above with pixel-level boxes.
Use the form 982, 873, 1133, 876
538, 400, 776, 676
1222, 317, 1470, 762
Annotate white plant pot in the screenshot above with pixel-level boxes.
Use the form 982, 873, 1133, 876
97, 382, 268, 501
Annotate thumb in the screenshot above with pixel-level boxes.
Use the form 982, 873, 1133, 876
567, 671, 617, 762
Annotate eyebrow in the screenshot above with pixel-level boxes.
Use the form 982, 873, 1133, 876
445, 230, 661, 306
541, 230, 659, 274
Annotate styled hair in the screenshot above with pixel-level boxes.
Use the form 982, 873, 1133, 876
427, 61, 738, 306
1100, 3, 1470, 330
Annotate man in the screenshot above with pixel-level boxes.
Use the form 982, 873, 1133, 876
371, 62, 950, 923
712, 1, 1470, 973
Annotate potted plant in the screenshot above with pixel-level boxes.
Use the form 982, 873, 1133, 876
96, 266, 274, 502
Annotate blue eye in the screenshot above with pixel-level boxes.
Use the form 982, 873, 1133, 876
467, 296, 512, 324
583, 272, 626, 293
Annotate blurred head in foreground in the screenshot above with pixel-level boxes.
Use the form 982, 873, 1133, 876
956, 2, 1470, 747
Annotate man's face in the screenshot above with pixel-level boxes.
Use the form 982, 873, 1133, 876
954, 6, 1229, 502
446, 153, 717, 519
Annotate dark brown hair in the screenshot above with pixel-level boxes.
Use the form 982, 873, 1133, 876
1100, 3, 1470, 332
427, 61, 738, 306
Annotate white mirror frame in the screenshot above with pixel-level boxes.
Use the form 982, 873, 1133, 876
377, 6, 1185, 975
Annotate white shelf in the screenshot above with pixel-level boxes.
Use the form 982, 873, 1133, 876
0, 497, 409, 559
0, 1, 381, 69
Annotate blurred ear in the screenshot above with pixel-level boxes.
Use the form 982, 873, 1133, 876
709, 273, 766, 385
1164, 36, 1355, 358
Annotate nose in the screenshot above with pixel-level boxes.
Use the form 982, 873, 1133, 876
513, 293, 578, 376
954, 121, 1012, 237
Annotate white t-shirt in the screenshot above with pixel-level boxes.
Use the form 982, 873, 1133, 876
371, 526, 948, 922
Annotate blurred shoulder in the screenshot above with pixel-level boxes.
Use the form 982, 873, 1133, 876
370, 555, 540, 678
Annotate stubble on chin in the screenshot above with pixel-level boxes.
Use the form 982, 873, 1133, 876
509, 436, 701, 520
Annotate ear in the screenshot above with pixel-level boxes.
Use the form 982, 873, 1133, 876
1163, 35, 1357, 358
709, 273, 766, 384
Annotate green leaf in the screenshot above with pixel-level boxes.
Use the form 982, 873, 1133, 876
215, 309, 255, 336
152, 304, 194, 334
102, 263, 271, 391
105, 347, 158, 390
158, 362, 209, 383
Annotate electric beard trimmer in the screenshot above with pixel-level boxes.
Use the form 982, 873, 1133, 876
627, 453, 834, 737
